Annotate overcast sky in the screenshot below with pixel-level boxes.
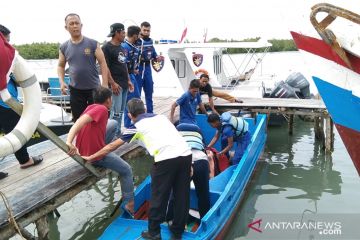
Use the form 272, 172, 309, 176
2, 0, 358, 45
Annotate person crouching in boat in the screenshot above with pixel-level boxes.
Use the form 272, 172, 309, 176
65, 87, 135, 212
80, 98, 192, 240
207, 112, 251, 165
176, 123, 211, 219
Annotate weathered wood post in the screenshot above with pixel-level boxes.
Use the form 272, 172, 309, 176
288, 114, 294, 135
325, 116, 334, 152
35, 216, 50, 240
314, 116, 325, 149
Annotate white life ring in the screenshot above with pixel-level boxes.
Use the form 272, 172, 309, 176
0, 52, 41, 157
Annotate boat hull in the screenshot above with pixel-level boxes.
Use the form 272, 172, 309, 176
291, 31, 360, 174
99, 114, 267, 240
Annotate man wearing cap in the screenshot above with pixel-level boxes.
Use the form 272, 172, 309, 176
58, 13, 110, 122
102, 23, 134, 137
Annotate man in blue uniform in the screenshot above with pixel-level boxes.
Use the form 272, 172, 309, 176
121, 25, 141, 128
207, 112, 252, 165
136, 21, 158, 113
170, 79, 207, 125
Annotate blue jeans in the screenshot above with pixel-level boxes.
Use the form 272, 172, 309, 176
93, 120, 134, 202
110, 88, 128, 138
124, 74, 140, 128
137, 64, 154, 113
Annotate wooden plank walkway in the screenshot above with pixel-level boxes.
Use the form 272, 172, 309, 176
0, 96, 176, 239
0, 96, 330, 239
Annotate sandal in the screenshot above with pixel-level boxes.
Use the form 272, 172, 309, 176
20, 155, 43, 169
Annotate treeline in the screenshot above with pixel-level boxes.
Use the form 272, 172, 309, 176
14, 42, 60, 59
13, 38, 297, 59
207, 37, 297, 53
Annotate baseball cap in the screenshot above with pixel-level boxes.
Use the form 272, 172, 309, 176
107, 23, 125, 37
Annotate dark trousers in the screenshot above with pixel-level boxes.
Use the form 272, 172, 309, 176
192, 160, 210, 218
148, 154, 192, 237
69, 86, 95, 122
137, 64, 154, 113
0, 106, 30, 164
166, 160, 210, 220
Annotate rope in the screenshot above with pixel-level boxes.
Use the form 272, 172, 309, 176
0, 191, 25, 240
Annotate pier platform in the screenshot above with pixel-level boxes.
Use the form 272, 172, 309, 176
0, 96, 332, 239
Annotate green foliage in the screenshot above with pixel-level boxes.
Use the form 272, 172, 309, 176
13, 42, 60, 59
268, 39, 297, 52
12, 38, 298, 60
208, 37, 297, 53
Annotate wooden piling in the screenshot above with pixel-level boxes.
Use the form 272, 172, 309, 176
325, 117, 334, 152
35, 216, 50, 240
288, 114, 294, 135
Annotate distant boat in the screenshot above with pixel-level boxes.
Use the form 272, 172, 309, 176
99, 114, 267, 240
291, 3, 360, 175
152, 39, 311, 99
0, 102, 72, 147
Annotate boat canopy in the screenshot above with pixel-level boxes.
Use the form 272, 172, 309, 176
156, 40, 272, 50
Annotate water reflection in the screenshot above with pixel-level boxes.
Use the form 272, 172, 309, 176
41, 119, 346, 240
225, 119, 344, 239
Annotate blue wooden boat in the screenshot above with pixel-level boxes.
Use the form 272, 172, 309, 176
99, 114, 267, 240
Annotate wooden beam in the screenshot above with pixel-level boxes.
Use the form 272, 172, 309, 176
6, 98, 101, 177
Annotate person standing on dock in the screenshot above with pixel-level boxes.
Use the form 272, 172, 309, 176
57, 13, 110, 122
207, 112, 251, 165
170, 79, 208, 125
135, 21, 158, 114
66, 87, 135, 212
122, 25, 141, 128
0, 25, 43, 180
102, 23, 134, 137
84, 98, 192, 240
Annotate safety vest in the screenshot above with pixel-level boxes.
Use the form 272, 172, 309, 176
221, 112, 248, 138
176, 123, 205, 151
130, 114, 191, 162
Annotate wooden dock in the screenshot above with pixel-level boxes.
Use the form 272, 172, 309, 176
214, 97, 333, 151
0, 96, 332, 239
0, 97, 176, 240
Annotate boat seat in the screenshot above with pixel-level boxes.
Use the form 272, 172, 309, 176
46, 77, 70, 108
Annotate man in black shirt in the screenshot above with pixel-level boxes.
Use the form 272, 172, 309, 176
199, 74, 219, 114
102, 23, 134, 137
199, 74, 243, 110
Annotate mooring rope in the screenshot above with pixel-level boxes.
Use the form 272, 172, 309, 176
0, 190, 25, 239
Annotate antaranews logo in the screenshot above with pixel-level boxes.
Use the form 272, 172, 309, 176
248, 219, 263, 233
245, 214, 355, 240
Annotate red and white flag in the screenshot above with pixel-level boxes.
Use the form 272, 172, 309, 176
0, 33, 15, 90
179, 27, 187, 43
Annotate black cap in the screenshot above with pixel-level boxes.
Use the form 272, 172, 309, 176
107, 23, 125, 37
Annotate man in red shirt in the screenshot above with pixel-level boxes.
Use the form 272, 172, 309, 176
66, 86, 134, 212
